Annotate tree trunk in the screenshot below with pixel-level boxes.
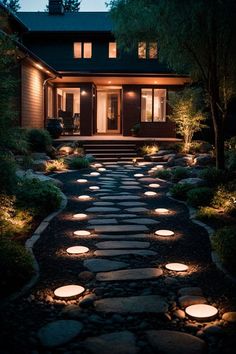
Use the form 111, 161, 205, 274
210, 98, 225, 170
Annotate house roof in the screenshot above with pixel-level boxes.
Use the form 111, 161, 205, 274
17, 12, 112, 32
0, 2, 28, 31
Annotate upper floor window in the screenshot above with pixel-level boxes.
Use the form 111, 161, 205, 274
141, 88, 166, 122
138, 42, 157, 59
109, 42, 117, 58
74, 42, 92, 58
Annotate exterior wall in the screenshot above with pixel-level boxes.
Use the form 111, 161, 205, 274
21, 61, 45, 128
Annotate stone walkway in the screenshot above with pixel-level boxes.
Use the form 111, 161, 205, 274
0, 161, 236, 354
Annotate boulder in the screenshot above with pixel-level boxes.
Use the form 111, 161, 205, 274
194, 154, 214, 166
222, 312, 236, 323
16, 169, 63, 189
31, 152, 50, 160
178, 178, 205, 187
173, 156, 194, 167
32, 159, 48, 172
157, 150, 175, 156
162, 153, 177, 161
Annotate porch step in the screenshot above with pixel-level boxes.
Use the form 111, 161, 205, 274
84, 142, 137, 161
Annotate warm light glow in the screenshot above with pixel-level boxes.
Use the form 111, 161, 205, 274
36, 63, 44, 70
149, 183, 160, 188
81, 90, 87, 96
89, 186, 100, 191
90, 172, 100, 176
74, 230, 91, 236
94, 163, 103, 168
108, 81, 112, 84
66, 246, 89, 254
134, 174, 144, 177
78, 195, 92, 201
185, 304, 218, 321
155, 208, 169, 214
155, 229, 175, 236
73, 213, 88, 220
54, 285, 85, 298
165, 263, 188, 271
98, 168, 106, 172
144, 191, 157, 196
155, 165, 164, 170
77, 179, 88, 183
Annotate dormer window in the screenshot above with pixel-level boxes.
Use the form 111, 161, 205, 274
74, 42, 92, 59
138, 42, 157, 59
109, 42, 117, 58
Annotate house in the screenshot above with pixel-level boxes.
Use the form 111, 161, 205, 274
1, 0, 189, 138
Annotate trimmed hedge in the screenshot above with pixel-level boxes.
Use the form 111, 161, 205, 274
212, 226, 236, 273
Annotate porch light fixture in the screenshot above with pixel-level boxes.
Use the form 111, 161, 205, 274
165, 263, 188, 272
81, 90, 87, 96
155, 208, 169, 214
90, 172, 100, 176
66, 246, 89, 254
54, 285, 85, 298
78, 195, 92, 201
74, 230, 91, 236
155, 229, 174, 236
134, 173, 144, 177
144, 191, 157, 196
73, 213, 88, 220
185, 304, 218, 321
77, 179, 88, 183
149, 183, 160, 188
89, 186, 100, 191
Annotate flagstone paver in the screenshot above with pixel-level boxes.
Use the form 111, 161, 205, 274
92, 202, 115, 206
88, 225, 149, 233
124, 207, 149, 213
118, 202, 147, 206
95, 241, 150, 249
96, 268, 163, 281
94, 249, 157, 256
120, 186, 142, 190
100, 195, 141, 201
86, 207, 121, 212
122, 218, 159, 225
88, 219, 118, 225
96, 214, 138, 218
95, 234, 150, 240
83, 259, 129, 272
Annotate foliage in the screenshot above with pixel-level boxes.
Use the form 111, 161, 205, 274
189, 140, 213, 154
140, 144, 159, 156
169, 183, 192, 200
154, 169, 172, 180
169, 88, 206, 152
0, 153, 17, 194
108, 0, 236, 169
0, 237, 33, 297
1, 0, 20, 12
212, 184, 236, 216
212, 226, 236, 273
225, 136, 236, 151
46, 159, 66, 172
171, 167, 190, 182
199, 167, 230, 187
46, 0, 81, 12
226, 151, 236, 172
16, 179, 62, 215
26, 129, 52, 153
187, 187, 214, 207
130, 123, 141, 134
66, 157, 90, 170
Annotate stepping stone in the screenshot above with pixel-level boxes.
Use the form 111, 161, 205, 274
88, 219, 118, 225
93, 202, 115, 206
178, 287, 203, 297
99, 177, 114, 180
37, 320, 83, 348
83, 331, 138, 354
89, 225, 149, 233
97, 214, 138, 218
146, 330, 207, 354
100, 196, 141, 201
179, 296, 207, 308
95, 295, 168, 314
139, 178, 159, 183
96, 234, 149, 240
120, 186, 142, 190
86, 207, 121, 213
125, 208, 149, 213
84, 259, 128, 272
123, 218, 160, 225
122, 182, 140, 185
95, 241, 150, 249
118, 202, 147, 207
96, 268, 163, 281
94, 250, 157, 257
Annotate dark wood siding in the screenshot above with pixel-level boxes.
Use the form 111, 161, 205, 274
21, 61, 45, 128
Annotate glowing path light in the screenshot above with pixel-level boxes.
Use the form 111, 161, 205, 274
144, 191, 157, 196
98, 168, 106, 172
155, 229, 174, 237
134, 174, 144, 177
73, 213, 88, 220
77, 179, 88, 183
90, 172, 100, 177
165, 263, 188, 271
185, 304, 218, 321
54, 285, 85, 298
66, 246, 89, 254
149, 183, 160, 188
155, 165, 164, 169
155, 208, 169, 214
89, 186, 100, 191
74, 230, 91, 236
93, 163, 103, 168
78, 195, 92, 201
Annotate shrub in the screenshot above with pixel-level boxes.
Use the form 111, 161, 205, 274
170, 183, 192, 200
212, 226, 236, 273
155, 169, 172, 180
199, 167, 229, 187
140, 144, 159, 156
0, 237, 34, 297
187, 187, 214, 207
46, 159, 66, 172
67, 157, 90, 170
189, 140, 212, 154
212, 184, 236, 216
16, 179, 62, 215
26, 129, 52, 152
171, 167, 190, 181
0, 153, 17, 194
225, 136, 236, 151
226, 151, 236, 172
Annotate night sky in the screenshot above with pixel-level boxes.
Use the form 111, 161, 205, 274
19, 0, 108, 11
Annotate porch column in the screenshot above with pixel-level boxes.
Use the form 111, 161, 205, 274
80, 83, 93, 136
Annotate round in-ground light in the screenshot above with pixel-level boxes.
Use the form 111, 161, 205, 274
144, 191, 157, 196
185, 304, 218, 321
134, 173, 144, 177
94, 163, 103, 168
155, 229, 175, 236
54, 285, 85, 298
155, 208, 169, 214
90, 172, 100, 176
155, 165, 164, 169
66, 246, 89, 254
98, 168, 106, 172
73, 213, 88, 220
78, 195, 91, 201
165, 263, 189, 271
89, 186, 100, 190
77, 179, 88, 183
149, 183, 160, 188
74, 230, 91, 236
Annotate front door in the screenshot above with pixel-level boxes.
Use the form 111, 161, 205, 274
97, 89, 121, 134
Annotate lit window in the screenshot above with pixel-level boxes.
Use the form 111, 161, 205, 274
138, 42, 158, 59
149, 42, 158, 59
109, 42, 117, 58
74, 42, 92, 58
141, 88, 166, 122
138, 42, 146, 59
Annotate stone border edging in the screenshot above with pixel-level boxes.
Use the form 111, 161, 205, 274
166, 192, 236, 285
1, 191, 68, 308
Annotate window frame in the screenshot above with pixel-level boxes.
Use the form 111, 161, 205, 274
138, 42, 158, 59
141, 88, 167, 123
74, 42, 92, 59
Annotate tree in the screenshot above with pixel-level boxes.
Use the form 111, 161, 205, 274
46, 0, 81, 12
108, 0, 236, 169
1, 0, 20, 12
169, 88, 206, 153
